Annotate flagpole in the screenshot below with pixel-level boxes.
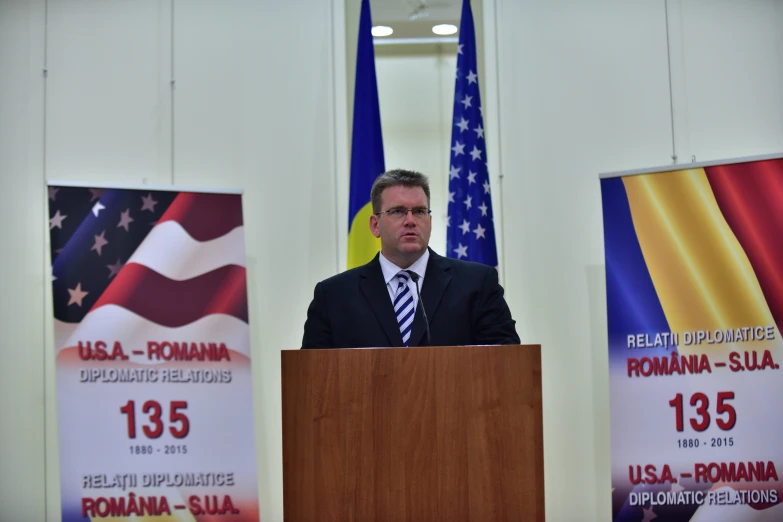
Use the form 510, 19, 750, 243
331, 0, 348, 273
490, 0, 507, 282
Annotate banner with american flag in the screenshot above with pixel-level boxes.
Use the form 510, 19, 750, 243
48, 183, 259, 521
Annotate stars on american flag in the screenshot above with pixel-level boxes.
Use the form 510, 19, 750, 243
141, 193, 158, 212
48, 186, 178, 323
446, 0, 498, 267
67, 282, 88, 307
117, 209, 134, 231
107, 259, 124, 279
641, 506, 657, 522
50, 210, 67, 230
91, 231, 109, 256
92, 201, 106, 217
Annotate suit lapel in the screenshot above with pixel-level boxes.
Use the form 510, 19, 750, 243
410, 250, 451, 346
360, 255, 404, 347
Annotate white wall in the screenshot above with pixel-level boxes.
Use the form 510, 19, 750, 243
375, 51, 456, 256
0, 1, 47, 521
489, 0, 783, 520
1, 1, 343, 521
669, 0, 783, 161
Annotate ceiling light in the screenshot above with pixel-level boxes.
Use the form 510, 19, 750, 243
372, 26, 393, 37
432, 24, 458, 36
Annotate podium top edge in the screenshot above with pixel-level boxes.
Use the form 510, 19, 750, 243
282, 344, 541, 352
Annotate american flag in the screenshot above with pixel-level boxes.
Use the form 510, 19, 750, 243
446, 0, 498, 267
48, 185, 250, 355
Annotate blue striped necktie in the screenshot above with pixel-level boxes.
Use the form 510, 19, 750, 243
394, 271, 415, 346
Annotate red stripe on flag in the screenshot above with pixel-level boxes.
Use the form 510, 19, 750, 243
90, 263, 248, 327
706, 159, 783, 332
158, 192, 244, 241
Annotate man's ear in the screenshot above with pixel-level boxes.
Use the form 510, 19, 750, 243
369, 213, 381, 238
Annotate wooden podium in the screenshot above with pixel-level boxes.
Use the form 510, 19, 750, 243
281, 344, 544, 521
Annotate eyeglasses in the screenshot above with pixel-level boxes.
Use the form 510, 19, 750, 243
374, 207, 432, 221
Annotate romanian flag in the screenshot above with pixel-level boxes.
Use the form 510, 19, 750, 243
603, 158, 783, 359
602, 156, 783, 521
347, 0, 385, 269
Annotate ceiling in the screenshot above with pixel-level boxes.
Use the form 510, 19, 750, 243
372, 0, 461, 21
370, 0, 462, 41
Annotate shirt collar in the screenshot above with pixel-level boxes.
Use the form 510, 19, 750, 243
379, 249, 430, 285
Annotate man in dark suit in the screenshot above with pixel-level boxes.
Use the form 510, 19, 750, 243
302, 169, 519, 349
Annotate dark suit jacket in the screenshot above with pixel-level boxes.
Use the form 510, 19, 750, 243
301, 249, 520, 348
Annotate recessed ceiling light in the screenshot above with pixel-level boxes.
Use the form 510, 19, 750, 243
372, 26, 393, 37
432, 24, 458, 36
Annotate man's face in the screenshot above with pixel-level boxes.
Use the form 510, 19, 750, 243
369, 185, 432, 268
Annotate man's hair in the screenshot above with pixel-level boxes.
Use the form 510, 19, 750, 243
370, 169, 431, 213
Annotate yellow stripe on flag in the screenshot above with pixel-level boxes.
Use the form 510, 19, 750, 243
347, 201, 380, 269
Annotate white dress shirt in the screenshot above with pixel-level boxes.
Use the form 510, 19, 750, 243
378, 250, 430, 311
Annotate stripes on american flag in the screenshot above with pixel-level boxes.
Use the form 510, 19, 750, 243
49, 187, 249, 359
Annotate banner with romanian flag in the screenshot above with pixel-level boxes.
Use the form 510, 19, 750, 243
601, 154, 783, 521
347, 0, 384, 269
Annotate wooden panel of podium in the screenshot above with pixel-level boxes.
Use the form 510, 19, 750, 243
281, 344, 543, 521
